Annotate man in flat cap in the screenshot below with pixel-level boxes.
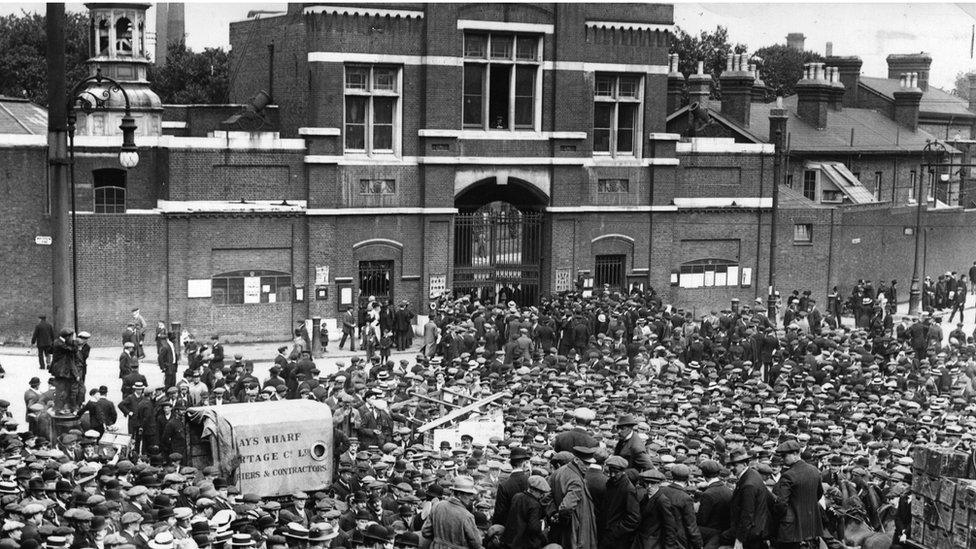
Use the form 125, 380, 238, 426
600, 455, 640, 549
658, 464, 703, 549
696, 459, 732, 548
771, 440, 823, 549
550, 446, 598, 549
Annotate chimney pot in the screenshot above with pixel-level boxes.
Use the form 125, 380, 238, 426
697, 61, 704, 75
726, 53, 734, 72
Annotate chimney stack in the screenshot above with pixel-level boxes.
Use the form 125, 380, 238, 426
769, 95, 789, 163
786, 32, 806, 51
750, 62, 767, 103
893, 72, 923, 130
720, 53, 754, 127
687, 60, 712, 105
887, 53, 931, 91
825, 42, 833, 57
826, 55, 862, 108
826, 66, 845, 111
795, 62, 832, 129
667, 53, 686, 114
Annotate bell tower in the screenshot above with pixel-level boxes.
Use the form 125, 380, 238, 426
79, 3, 162, 136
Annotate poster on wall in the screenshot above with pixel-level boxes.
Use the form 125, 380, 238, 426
429, 275, 446, 298
315, 266, 330, 286
554, 269, 571, 292
244, 277, 261, 303
187, 279, 212, 298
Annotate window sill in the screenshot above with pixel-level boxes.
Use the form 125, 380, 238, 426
793, 241, 813, 246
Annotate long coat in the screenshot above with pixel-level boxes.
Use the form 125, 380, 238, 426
772, 460, 824, 543
631, 488, 676, 549
420, 497, 483, 549
614, 434, 653, 471
726, 468, 772, 543
696, 480, 732, 543
551, 460, 598, 549
601, 473, 641, 549
503, 491, 548, 549
658, 483, 703, 549
491, 470, 529, 526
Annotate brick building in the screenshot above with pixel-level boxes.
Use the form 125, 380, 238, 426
3, 3, 806, 343
666, 45, 976, 307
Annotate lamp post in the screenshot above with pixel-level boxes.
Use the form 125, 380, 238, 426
65, 68, 139, 331
908, 139, 947, 315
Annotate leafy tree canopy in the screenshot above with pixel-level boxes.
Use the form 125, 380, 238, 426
148, 41, 230, 104
669, 25, 748, 99
752, 44, 824, 98
0, 10, 88, 106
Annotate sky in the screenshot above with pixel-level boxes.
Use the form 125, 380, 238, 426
1, 1, 974, 90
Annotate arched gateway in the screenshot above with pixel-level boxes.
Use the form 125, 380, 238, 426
453, 176, 547, 306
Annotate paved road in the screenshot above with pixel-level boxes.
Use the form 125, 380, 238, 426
0, 337, 423, 433
1, 297, 974, 434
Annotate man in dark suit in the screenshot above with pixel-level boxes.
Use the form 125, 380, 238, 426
633, 468, 676, 549
772, 440, 823, 549
807, 299, 823, 335
553, 407, 598, 452
491, 447, 532, 526
658, 464, 703, 549
158, 333, 178, 388
696, 459, 732, 548
613, 414, 653, 471
717, 448, 770, 549
31, 315, 55, 370
393, 301, 415, 351
338, 306, 357, 351
119, 342, 139, 382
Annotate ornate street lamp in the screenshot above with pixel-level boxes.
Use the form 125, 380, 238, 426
65, 67, 139, 330
908, 139, 948, 315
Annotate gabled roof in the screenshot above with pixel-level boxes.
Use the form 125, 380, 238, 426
859, 76, 975, 119
0, 96, 47, 135
749, 95, 957, 154
777, 183, 833, 209
666, 104, 765, 144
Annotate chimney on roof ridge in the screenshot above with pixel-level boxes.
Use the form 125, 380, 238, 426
750, 62, 767, 103
720, 52, 754, 127
795, 62, 832, 129
787, 32, 806, 51
687, 60, 712, 105
826, 66, 845, 112
667, 53, 686, 114
893, 71, 923, 131
826, 55, 862, 108
887, 53, 931, 91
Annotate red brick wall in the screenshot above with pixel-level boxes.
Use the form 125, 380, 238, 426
166, 149, 305, 201
0, 147, 53, 343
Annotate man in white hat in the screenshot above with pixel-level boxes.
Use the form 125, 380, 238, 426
420, 476, 482, 549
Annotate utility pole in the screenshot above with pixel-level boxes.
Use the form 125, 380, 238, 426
47, 3, 73, 332
767, 98, 788, 325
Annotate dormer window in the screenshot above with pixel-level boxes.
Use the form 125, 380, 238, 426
115, 17, 132, 56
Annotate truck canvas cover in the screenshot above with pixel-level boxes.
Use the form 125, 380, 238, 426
187, 400, 333, 497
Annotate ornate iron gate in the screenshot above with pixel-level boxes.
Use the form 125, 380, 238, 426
358, 260, 393, 304
453, 207, 543, 305
595, 254, 625, 292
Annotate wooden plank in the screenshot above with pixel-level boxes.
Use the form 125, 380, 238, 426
409, 392, 461, 410
417, 391, 508, 433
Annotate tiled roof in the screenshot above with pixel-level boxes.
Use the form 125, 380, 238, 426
0, 96, 47, 135
859, 76, 975, 118
810, 161, 877, 204
748, 95, 956, 154
777, 183, 832, 209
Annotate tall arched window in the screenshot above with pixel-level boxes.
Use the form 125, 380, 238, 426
93, 168, 126, 213
115, 17, 132, 55
97, 18, 110, 55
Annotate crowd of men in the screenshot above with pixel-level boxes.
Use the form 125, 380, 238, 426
4, 280, 976, 549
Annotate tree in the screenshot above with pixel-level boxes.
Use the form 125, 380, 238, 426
0, 10, 89, 106
669, 25, 748, 99
752, 44, 823, 98
148, 41, 229, 104
951, 70, 976, 101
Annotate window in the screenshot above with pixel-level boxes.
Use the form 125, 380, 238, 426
360, 179, 396, 195
97, 19, 110, 55
926, 171, 935, 201
344, 65, 399, 154
786, 174, 794, 189
593, 74, 642, 156
359, 261, 394, 304
676, 259, 743, 288
93, 168, 126, 213
115, 17, 132, 55
908, 170, 917, 202
597, 178, 629, 193
793, 223, 813, 243
874, 172, 883, 200
821, 190, 843, 203
802, 170, 817, 201
463, 33, 541, 130
595, 255, 625, 291
211, 270, 291, 305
